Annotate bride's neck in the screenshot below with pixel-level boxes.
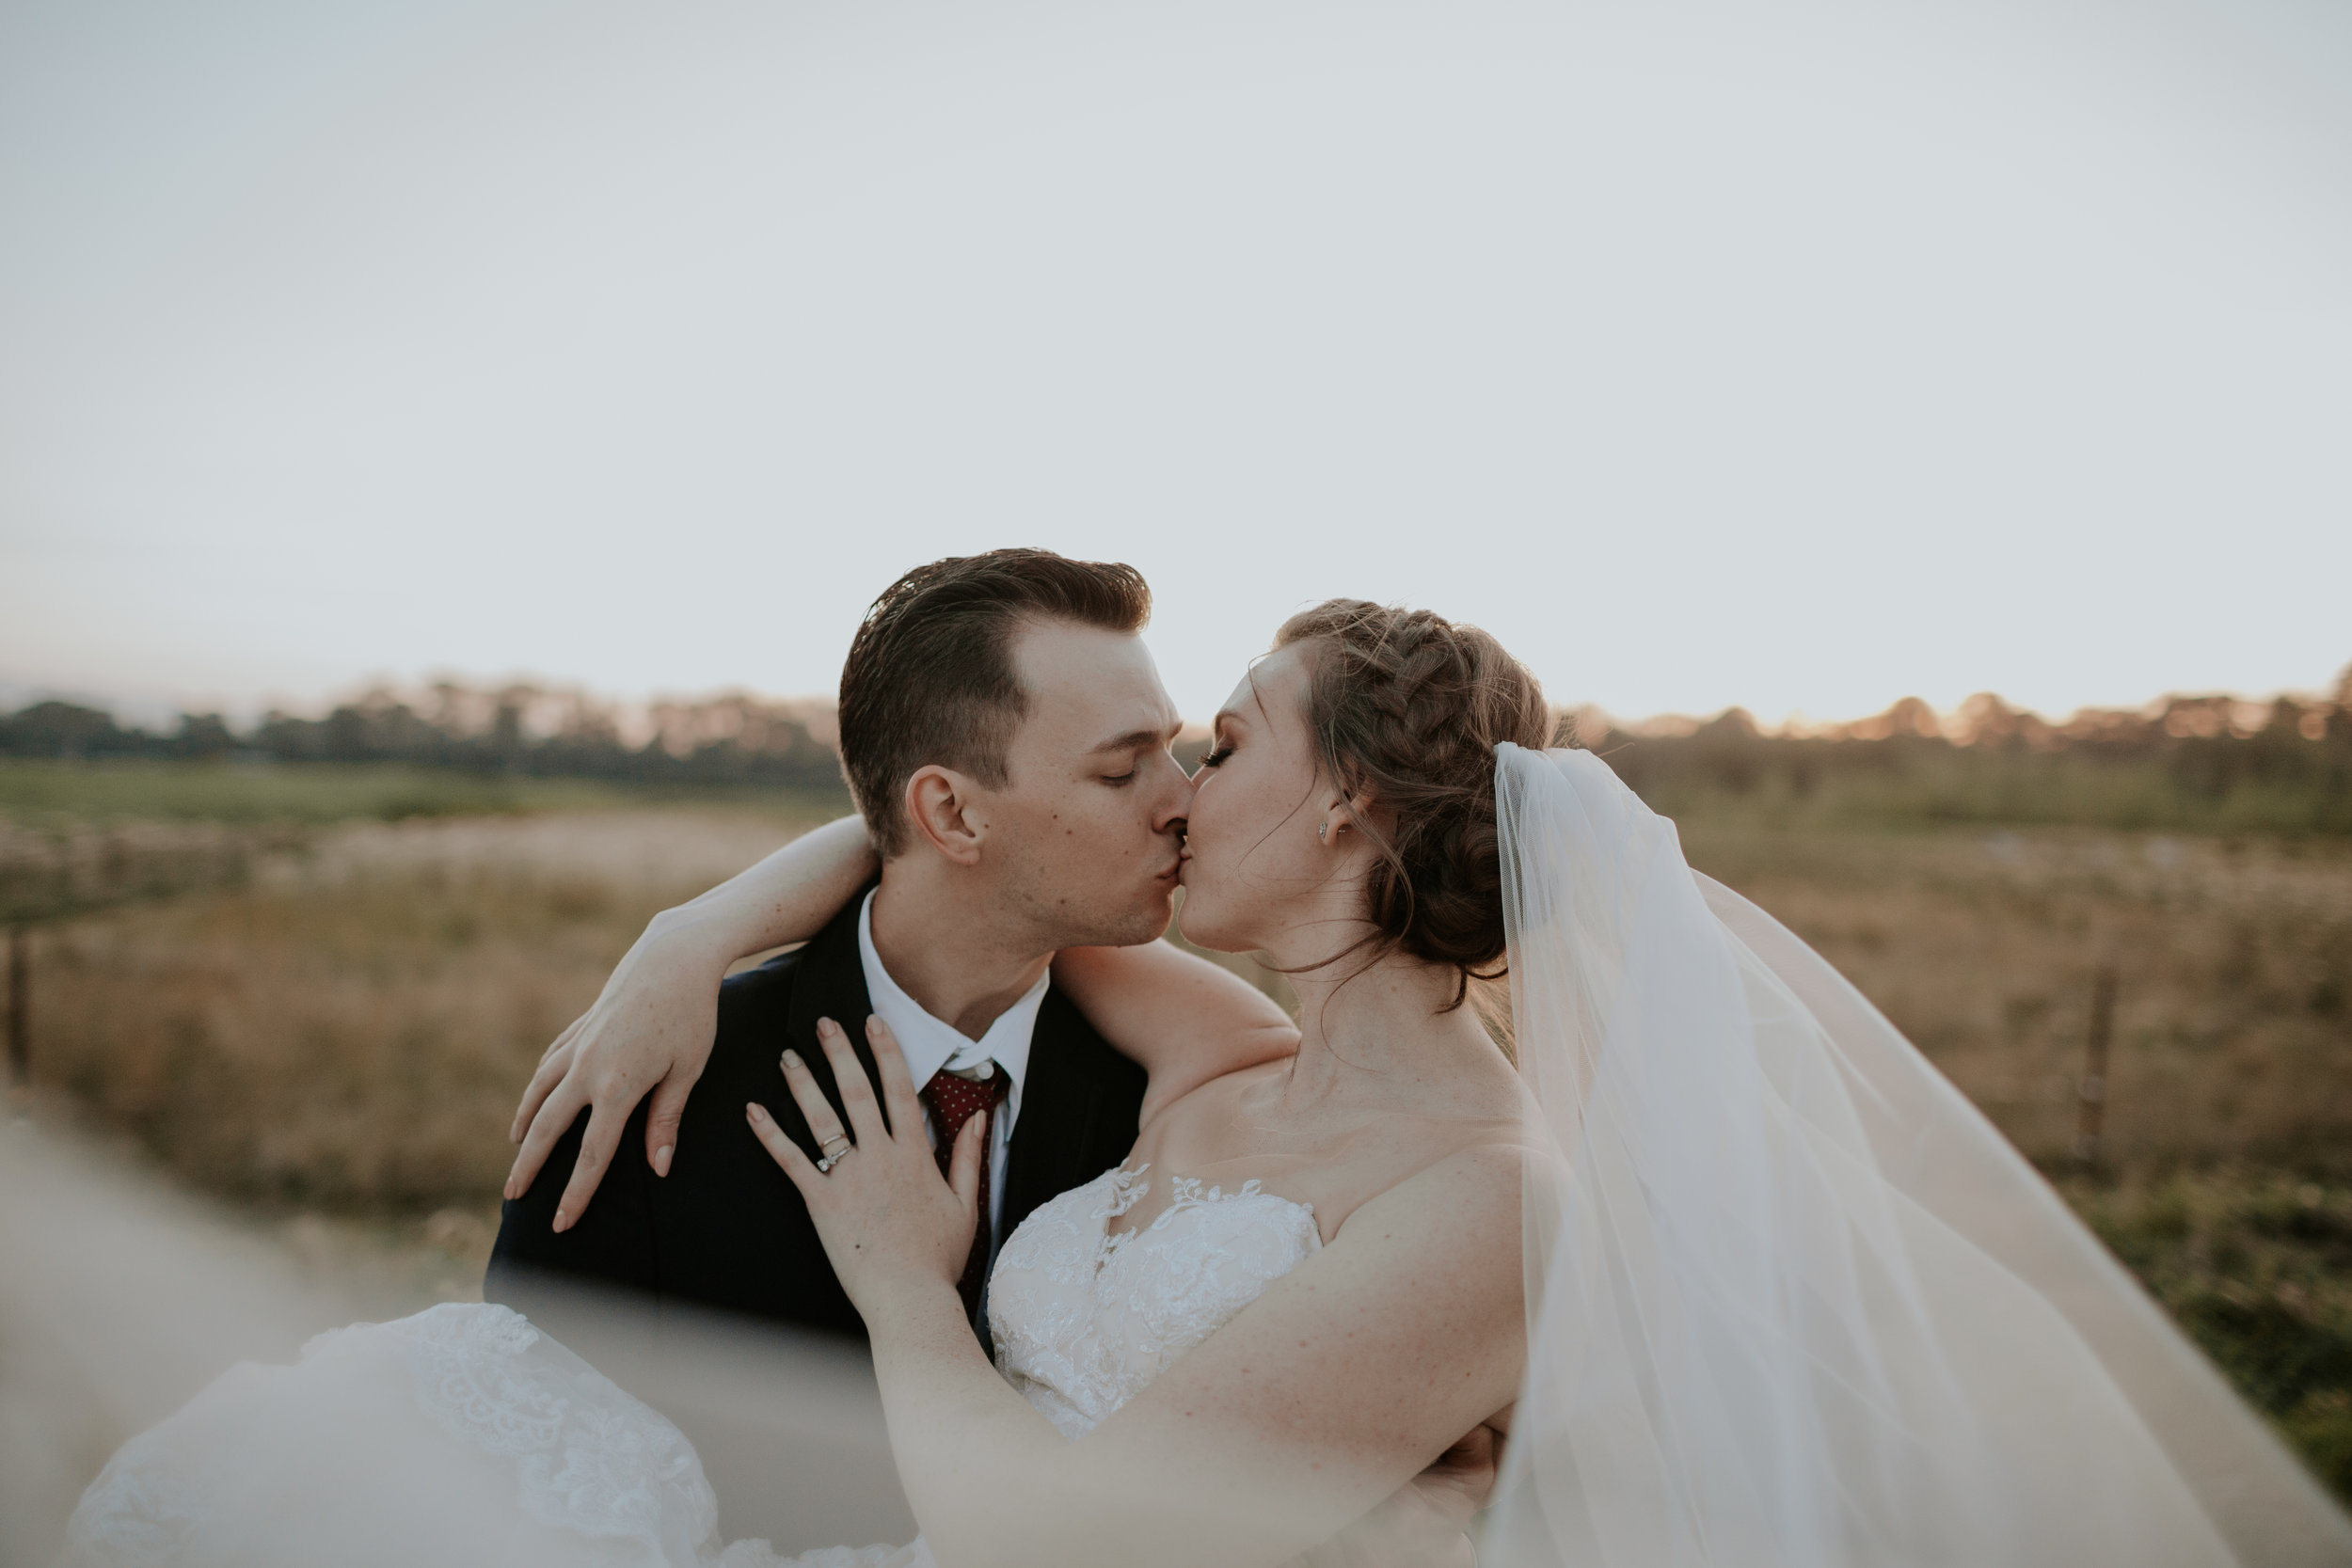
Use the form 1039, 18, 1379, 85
1279, 946, 1493, 1097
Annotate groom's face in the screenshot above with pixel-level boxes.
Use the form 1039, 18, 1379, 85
980, 618, 1190, 948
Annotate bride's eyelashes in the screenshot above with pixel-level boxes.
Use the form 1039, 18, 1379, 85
1199, 743, 1234, 768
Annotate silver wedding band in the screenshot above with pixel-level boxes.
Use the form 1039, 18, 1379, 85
816, 1135, 852, 1174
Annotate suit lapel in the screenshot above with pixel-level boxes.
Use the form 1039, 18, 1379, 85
777, 885, 899, 1142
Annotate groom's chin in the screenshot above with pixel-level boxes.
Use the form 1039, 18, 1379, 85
1028, 883, 1179, 951
1126, 891, 1184, 946
1096, 887, 1182, 948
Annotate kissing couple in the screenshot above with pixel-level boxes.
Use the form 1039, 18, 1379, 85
65, 551, 2352, 1567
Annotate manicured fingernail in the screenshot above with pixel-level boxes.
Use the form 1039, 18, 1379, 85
816, 1018, 837, 1037
552, 1209, 570, 1233
747, 1101, 768, 1123
654, 1145, 673, 1177
783, 1049, 804, 1069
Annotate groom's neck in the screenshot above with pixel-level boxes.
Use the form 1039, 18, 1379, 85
867, 860, 1053, 1042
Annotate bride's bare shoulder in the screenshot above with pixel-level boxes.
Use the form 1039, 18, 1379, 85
1312, 1142, 1534, 1298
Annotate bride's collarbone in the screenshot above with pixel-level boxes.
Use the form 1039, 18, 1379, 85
1113, 1100, 1515, 1243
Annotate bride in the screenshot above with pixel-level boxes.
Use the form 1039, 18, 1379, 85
64, 600, 2352, 1567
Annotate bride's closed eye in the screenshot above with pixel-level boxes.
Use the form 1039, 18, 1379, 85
1199, 743, 1234, 768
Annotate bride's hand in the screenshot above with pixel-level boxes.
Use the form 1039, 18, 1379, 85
503, 916, 733, 1227
503, 815, 884, 1230
749, 1014, 985, 1317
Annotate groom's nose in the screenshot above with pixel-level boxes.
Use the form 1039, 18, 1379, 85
1149, 756, 1190, 836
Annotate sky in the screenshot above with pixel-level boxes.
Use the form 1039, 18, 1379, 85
3, 0, 2348, 729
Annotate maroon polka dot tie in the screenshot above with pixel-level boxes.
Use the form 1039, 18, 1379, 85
918, 1067, 1009, 1321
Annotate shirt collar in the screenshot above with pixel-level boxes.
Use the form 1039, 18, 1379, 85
855, 889, 1044, 1123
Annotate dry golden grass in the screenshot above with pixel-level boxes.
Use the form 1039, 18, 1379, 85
22, 808, 2349, 1204
12, 802, 2352, 1498
1677, 821, 2352, 1499
23, 809, 828, 1212
1679, 822, 2352, 1171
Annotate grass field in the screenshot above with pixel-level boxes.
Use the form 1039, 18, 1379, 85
12, 798, 844, 1211
0, 756, 845, 827
4, 760, 2348, 1499
0, 757, 646, 825
1673, 819, 2352, 1496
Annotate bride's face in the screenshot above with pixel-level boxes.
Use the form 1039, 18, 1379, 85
1177, 645, 1349, 955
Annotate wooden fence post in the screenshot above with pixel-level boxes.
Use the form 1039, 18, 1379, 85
2074, 960, 2119, 1168
6, 925, 26, 1089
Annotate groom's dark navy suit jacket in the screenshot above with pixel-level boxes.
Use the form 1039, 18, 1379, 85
485, 889, 1147, 1345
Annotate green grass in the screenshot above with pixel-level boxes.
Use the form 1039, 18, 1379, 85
2067, 1168, 2352, 1501
1610, 738, 2352, 838
0, 758, 850, 828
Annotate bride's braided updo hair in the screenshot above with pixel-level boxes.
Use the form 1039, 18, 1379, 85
1272, 599, 1555, 1003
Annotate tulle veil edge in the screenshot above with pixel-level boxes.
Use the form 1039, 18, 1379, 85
1478, 743, 2352, 1568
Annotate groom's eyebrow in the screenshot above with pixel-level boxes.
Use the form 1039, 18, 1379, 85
1089, 712, 1186, 753
1089, 725, 1173, 754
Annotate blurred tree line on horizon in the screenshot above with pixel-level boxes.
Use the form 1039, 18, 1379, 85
0, 683, 842, 793
1576, 664, 2352, 837
5, 662, 2350, 835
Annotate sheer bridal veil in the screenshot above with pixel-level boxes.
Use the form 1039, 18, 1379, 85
1478, 744, 2352, 1567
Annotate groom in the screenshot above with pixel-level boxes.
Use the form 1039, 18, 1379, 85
488, 550, 1186, 1341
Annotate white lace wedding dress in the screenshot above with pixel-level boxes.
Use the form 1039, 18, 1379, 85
62, 1165, 1319, 1568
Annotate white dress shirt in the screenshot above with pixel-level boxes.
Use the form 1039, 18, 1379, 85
854, 890, 1048, 1249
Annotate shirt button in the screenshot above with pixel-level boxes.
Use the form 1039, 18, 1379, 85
974, 1060, 994, 1079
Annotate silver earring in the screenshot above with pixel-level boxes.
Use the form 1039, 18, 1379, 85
1317, 820, 1329, 841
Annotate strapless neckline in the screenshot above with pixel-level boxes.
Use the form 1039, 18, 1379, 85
1096, 1163, 1317, 1242
984, 1163, 1325, 1441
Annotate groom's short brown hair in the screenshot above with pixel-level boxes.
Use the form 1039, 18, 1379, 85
837, 549, 1152, 856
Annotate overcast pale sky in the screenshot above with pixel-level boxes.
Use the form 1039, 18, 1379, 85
4, 0, 2348, 727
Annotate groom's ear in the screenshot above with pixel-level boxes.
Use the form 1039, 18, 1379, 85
904, 765, 988, 866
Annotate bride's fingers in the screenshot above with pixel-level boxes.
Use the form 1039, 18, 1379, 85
779, 1046, 851, 1157
552, 1102, 629, 1231
866, 1016, 926, 1132
816, 1018, 889, 1144
505, 1077, 588, 1199
643, 1063, 702, 1179
746, 1101, 822, 1196
509, 1027, 580, 1141
947, 1111, 986, 1217
539, 1010, 586, 1067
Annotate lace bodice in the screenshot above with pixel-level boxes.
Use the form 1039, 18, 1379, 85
989, 1165, 1323, 1438
63, 1168, 1320, 1568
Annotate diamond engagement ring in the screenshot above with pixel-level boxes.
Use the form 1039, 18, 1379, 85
816, 1135, 852, 1174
